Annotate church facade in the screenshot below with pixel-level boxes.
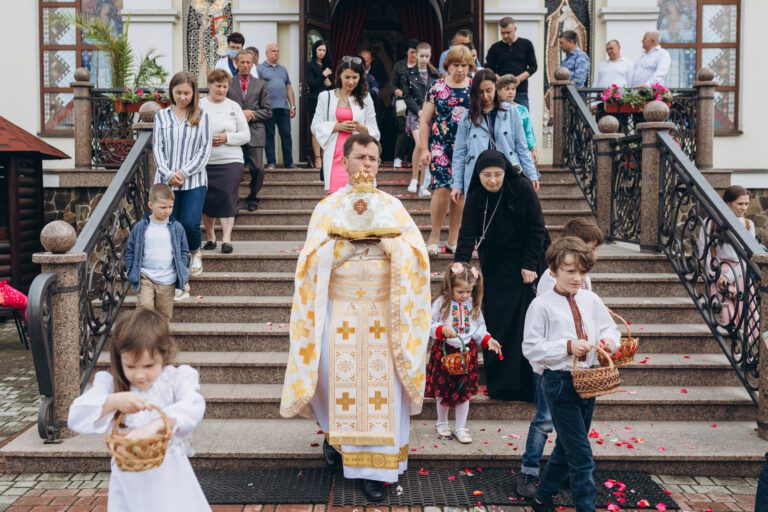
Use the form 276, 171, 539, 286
4, 0, 764, 172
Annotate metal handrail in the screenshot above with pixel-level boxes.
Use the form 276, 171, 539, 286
562, 85, 599, 213
26, 272, 58, 441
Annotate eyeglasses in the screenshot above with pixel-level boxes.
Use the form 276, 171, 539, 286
342, 56, 363, 65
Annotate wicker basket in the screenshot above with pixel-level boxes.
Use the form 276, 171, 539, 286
441, 335, 469, 376
106, 404, 172, 472
609, 311, 639, 367
572, 346, 621, 399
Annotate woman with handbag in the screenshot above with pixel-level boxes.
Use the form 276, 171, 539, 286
311, 58, 380, 193
425, 262, 502, 444
305, 40, 333, 169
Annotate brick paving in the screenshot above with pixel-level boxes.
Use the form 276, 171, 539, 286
0, 321, 760, 511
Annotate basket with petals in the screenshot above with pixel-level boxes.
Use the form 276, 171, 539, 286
105, 404, 172, 472
609, 312, 639, 366
572, 346, 621, 399
441, 335, 469, 376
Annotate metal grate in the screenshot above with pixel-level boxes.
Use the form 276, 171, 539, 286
197, 468, 332, 504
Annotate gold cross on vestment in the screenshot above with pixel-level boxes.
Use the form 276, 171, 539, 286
298, 343, 316, 365
337, 321, 355, 340
369, 321, 386, 339
355, 288, 366, 299
336, 392, 356, 411
369, 391, 387, 410
353, 198, 368, 215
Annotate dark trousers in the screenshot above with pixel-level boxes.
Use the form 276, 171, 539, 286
264, 108, 293, 167
536, 370, 597, 512
516, 90, 530, 111
757, 453, 768, 512
521, 373, 554, 476
393, 115, 411, 161
243, 145, 264, 202
171, 186, 206, 252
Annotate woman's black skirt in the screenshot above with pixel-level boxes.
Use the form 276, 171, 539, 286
203, 162, 243, 218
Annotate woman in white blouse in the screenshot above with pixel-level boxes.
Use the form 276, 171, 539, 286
200, 69, 250, 254
311, 57, 380, 193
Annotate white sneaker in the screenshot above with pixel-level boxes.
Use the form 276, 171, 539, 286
419, 187, 431, 198
393, 158, 402, 169
174, 283, 190, 301
407, 179, 418, 194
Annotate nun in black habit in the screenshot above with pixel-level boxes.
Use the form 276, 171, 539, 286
454, 149, 548, 402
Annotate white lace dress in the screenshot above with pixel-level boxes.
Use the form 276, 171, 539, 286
68, 365, 210, 512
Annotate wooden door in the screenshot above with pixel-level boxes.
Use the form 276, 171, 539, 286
300, 0, 332, 163
442, 0, 484, 55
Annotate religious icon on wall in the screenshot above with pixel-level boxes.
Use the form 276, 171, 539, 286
184, 0, 233, 84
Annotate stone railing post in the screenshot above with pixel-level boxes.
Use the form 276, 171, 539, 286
753, 252, 768, 440
636, 101, 674, 252
694, 67, 717, 170
593, 116, 625, 238
32, 221, 86, 439
71, 68, 94, 169
550, 67, 573, 168
134, 101, 161, 182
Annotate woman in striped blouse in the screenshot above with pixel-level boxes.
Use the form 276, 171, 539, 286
153, 72, 213, 288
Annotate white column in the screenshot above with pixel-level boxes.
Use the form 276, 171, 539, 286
120, 0, 179, 78
597, 0, 659, 68
484, 0, 548, 162
234, 0, 300, 165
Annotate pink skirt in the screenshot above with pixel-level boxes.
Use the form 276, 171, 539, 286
328, 107, 353, 194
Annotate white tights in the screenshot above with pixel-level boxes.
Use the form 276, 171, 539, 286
436, 398, 470, 430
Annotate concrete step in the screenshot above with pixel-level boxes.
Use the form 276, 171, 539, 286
169, 322, 721, 354
3, 419, 761, 475
123, 295, 702, 324
227, 209, 593, 226
96, 351, 740, 387
253, 195, 591, 210
183, 271, 689, 298
259, 168, 577, 185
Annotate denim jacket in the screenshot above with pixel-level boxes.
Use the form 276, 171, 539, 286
451, 102, 538, 195
124, 215, 190, 291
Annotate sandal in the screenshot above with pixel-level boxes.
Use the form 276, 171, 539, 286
190, 250, 203, 276
202, 240, 217, 251
221, 242, 233, 254
427, 244, 440, 256
435, 422, 452, 437
454, 428, 472, 444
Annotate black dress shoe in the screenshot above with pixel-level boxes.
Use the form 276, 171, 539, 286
531, 499, 556, 512
202, 240, 217, 250
322, 440, 341, 469
361, 479, 385, 501
247, 200, 258, 211
221, 243, 233, 254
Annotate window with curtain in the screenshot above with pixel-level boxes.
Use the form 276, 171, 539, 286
658, 0, 740, 133
38, 0, 124, 135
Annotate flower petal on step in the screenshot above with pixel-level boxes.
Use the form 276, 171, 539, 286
638, 499, 650, 507
656, 504, 667, 511
310, 442, 319, 447
680, 388, 688, 393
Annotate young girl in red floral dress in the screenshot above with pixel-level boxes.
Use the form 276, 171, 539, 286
425, 262, 502, 443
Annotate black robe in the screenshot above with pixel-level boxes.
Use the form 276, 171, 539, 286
454, 150, 547, 402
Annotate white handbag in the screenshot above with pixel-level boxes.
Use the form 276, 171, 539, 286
395, 99, 407, 117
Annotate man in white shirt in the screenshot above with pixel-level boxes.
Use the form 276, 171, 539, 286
631, 31, 671, 87
595, 40, 633, 88
214, 32, 259, 79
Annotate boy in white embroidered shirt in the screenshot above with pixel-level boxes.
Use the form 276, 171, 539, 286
522, 237, 620, 512
517, 218, 604, 498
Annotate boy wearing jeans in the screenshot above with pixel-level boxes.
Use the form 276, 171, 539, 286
517, 218, 604, 497
125, 184, 190, 321
522, 237, 620, 511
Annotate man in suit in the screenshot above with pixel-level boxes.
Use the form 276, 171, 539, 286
227, 49, 272, 211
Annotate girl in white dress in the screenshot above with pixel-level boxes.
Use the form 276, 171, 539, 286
68, 308, 210, 512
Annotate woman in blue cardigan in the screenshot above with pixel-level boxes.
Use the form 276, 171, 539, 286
450, 69, 538, 205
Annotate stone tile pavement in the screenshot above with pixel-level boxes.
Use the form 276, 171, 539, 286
0, 321, 760, 511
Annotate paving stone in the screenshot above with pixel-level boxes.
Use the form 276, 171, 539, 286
70, 474, 95, 482
691, 485, 730, 494
659, 476, 697, 485
3, 489, 28, 497
726, 486, 758, 495
31, 482, 69, 490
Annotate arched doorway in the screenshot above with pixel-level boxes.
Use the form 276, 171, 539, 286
299, 0, 483, 163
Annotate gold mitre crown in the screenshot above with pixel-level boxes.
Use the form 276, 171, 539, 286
327, 168, 403, 240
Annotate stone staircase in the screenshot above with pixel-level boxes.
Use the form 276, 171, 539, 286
2, 166, 764, 476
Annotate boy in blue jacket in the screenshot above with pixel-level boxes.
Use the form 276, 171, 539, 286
124, 183, 190, 321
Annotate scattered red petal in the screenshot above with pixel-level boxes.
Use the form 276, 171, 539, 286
556, 507, 566, 511
472, 490, 483, 496
588, 428, 600, 438
710, 423, 717, 428
448, 475, 456, 481
411, 448, 417, 452
433, 444, 439, 448
418, 468, 429, 475
316, 430, 324, 435
617, 497, 626, 503
662, 489, 672, 495
680, 388, 688, 393
638, 499, 651, 507
476, 467, 483, 472
658, 447, 667, 452
604, 481, 615, 488
498, 354, 504, 360
683, 355, 691, 359
310, 442, 319, 447
607, 503, 621, 511
624, 426, 632, 430
656, 504, 667, 511
197, 295, 205, 300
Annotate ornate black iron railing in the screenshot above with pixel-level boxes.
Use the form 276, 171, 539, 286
577, 87, 697, 161
563, 85, 599, 213
27, 131, 152, 439
91, 89, 137, 169
658, 132, 762, 402
610, 134, 642, 244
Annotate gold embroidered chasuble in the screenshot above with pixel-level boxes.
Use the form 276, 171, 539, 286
280, 180, 431, 442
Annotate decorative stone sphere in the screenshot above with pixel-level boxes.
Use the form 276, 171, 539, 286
554, 67, 571, 81
138, 101, 162, 122
598, 115, 620, 134
40, 221, 77, 254
643, 100, 670, 122
697, 67, 715, 82
74, 67, 90, 82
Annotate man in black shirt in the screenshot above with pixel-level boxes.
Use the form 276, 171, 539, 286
484, 17, 537, 110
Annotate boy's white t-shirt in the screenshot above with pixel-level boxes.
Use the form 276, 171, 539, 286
141, 218, 176, 285
536, 270, 592, 296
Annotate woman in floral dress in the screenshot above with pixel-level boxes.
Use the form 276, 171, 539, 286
418, 45, 474, 255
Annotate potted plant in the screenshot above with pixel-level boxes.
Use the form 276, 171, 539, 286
601, 83, 673, 114
114, 89, 171, 113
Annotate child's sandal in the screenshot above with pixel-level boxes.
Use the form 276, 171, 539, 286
435, 422, 452, 437
454, 428, 472, 444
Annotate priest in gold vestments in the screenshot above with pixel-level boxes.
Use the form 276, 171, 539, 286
280, 134, 431, 500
